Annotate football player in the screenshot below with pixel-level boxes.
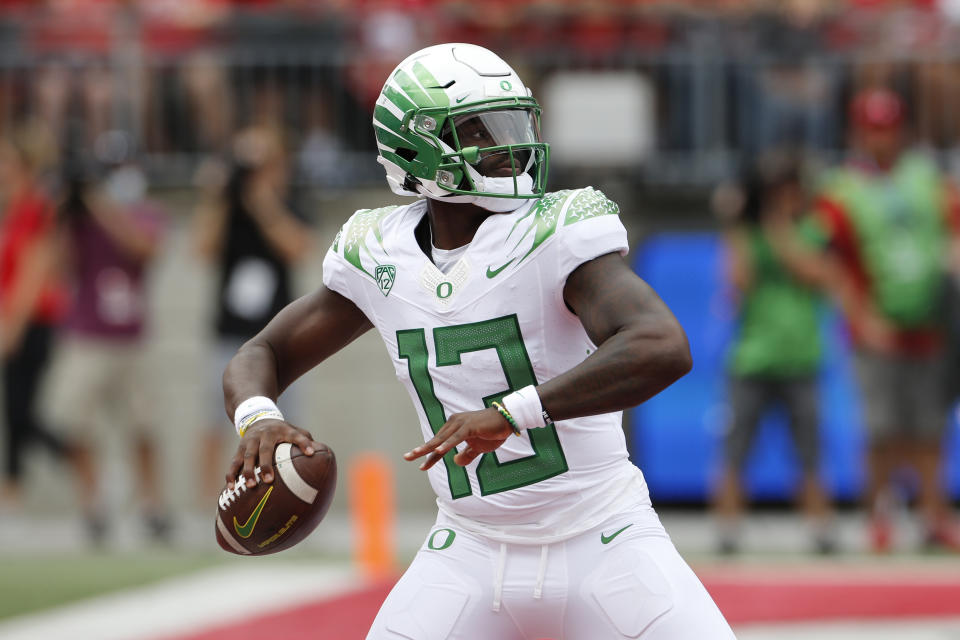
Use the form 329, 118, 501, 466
223, 43, 735, 639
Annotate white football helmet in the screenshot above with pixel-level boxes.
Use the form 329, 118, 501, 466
373, 43, 549, 207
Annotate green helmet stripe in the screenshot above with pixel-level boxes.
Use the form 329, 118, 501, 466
412, 62, 449, 106
412, 63, 448, 101
380, 147, 431, 179
382, 84, 417, 113
378, 149, 405, 166
393, 69, 438, 108
373, 105, 406, 136
374, 123, 418, 151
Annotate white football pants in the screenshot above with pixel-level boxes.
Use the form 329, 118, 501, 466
366, 505, 735, 640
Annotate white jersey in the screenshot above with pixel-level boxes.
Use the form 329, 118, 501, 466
322, 187, 652, 542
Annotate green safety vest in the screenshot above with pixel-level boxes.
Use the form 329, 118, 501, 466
729, 221, 824, 378
822, 153, 947, 328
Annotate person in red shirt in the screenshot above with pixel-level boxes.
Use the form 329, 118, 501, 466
814, 89, 960, 551
0, 123, 70, 506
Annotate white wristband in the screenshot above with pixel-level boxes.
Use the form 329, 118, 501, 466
234, 396, 284, 437
501, 385, 547, 431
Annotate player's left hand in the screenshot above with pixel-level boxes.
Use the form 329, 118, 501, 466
404, 408, 514, 470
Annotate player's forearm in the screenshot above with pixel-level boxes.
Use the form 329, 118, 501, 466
222, 287, 374, 420
222, 339, 283, 419
536, 320, 691, 422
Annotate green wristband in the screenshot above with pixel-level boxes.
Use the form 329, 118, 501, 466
491, 401, 522, 436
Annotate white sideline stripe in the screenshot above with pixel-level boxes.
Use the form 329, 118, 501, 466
275, 442, 319, 504
0, 564, 361, 640
215, 514, 250, 555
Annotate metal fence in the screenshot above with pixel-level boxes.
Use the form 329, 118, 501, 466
3, 27, 960, 190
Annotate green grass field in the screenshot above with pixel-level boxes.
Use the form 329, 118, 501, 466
0, 551, 226, 620
0, 548, 362, 622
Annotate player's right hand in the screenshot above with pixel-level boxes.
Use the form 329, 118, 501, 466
404, 407, 513, 471
226, 420, 315, 490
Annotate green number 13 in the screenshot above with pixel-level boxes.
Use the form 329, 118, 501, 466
397, 314, 568, 499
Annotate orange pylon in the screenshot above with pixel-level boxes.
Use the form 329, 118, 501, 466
349, 453, 396, 577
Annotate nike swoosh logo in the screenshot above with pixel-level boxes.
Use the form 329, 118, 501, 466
456, 95, 467, 103
486, 259, 516, 279
600, 524, 632, 545
234, 485, 273, 539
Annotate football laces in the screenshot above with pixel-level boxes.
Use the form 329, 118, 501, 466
218, 466, 262, 510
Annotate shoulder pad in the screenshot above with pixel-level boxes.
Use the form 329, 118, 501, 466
531, 187, 620, 226
508, 187, 619, 265
331, 205, 400, 279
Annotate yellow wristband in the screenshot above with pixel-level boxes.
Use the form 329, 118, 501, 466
491, 401, 522, 436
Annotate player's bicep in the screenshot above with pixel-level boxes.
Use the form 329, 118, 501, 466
259, 284, 373, 388
562, 252, 682, 348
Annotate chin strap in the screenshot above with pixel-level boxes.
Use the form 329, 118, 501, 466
471, 173, 535, 212
419, 172, 535, 212
394, 151, 537, 213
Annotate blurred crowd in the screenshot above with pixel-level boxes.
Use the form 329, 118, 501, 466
0, 96, 312, 543
2, 0, 960, 187
1, 1, 960, 555
712, 88, 960, 554
3, 0, 960, 56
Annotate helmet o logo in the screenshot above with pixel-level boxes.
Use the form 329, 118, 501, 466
500, 80, 512, 92
436, 282, 453, 299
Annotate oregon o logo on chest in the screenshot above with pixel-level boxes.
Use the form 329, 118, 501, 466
436, 282, 453, 299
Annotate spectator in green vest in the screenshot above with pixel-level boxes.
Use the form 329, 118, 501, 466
712, 151, 836, 555
815, 88, 960, 552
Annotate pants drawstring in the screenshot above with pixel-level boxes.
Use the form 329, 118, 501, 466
492, 542, 507, 612
492, 541, 550, 611
533, 543, 548, 599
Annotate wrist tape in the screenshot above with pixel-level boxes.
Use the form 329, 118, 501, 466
501, 385, 551, 431
234, 396, 284, 437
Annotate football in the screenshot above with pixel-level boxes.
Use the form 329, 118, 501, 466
215, 442, 336, 556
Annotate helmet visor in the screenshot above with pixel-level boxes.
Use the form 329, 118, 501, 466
441, 109, 540, 178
